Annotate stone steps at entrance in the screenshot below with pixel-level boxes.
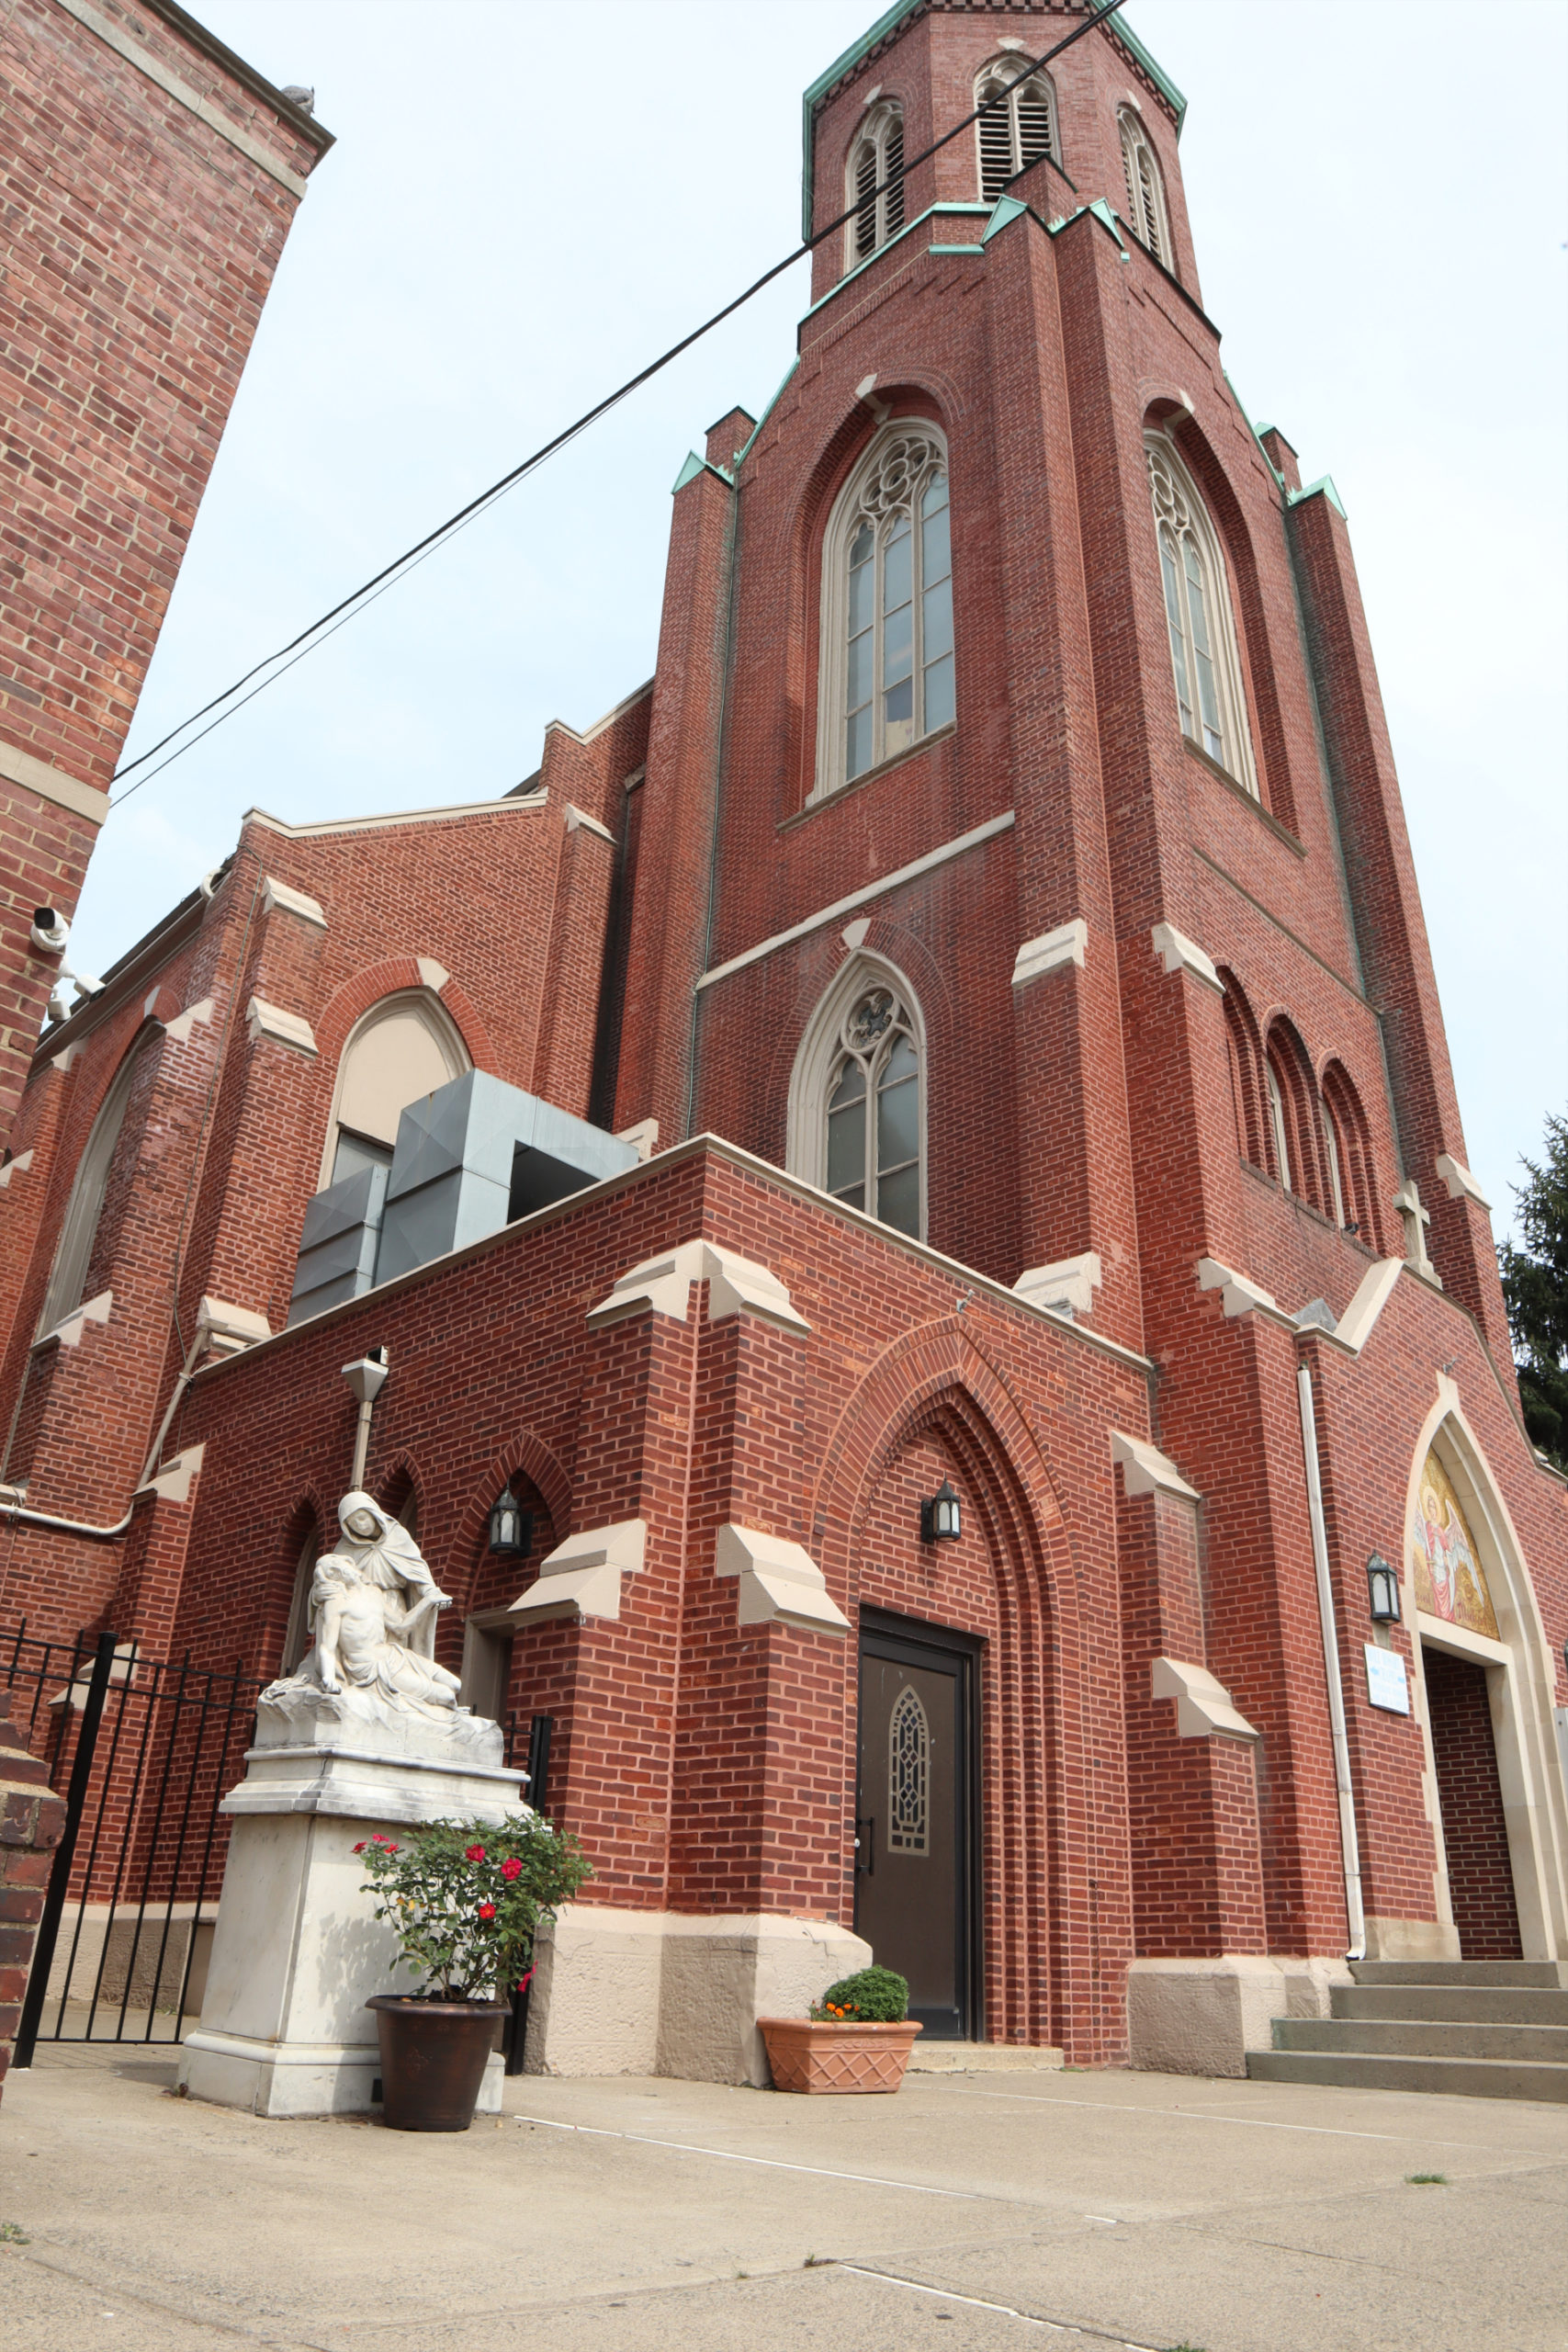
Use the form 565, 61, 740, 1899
906, 2041, 1065, 2073
1274, 2016, 1568, 2064
1334, 1984, 1568, 2025
1347, 1960, 1567, 1988
1247, 2049, 1568, 2103
1247, 1959, 1568, 2103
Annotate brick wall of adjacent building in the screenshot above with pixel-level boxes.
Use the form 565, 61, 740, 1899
0, 0, 331, 1147
0, 1688, 65, 2103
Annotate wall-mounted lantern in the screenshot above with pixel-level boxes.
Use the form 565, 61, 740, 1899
489, 1485, 533, 1558
920, 1479, 961, 1544
1366, 1552, 1401, 1623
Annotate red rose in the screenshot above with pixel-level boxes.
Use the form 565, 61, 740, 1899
353, 1841, 366, 1854
465, 1843, 486, 1862
478, 1902, 496, 1921
500, 1857, 523, 1882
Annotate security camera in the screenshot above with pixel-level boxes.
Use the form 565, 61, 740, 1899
29, 907, 69, 954
69, 970, 104, 1001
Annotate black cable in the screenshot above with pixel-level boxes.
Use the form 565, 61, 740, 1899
108, 0, 1127, 810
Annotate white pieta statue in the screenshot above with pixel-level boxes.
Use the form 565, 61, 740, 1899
181, 1487, 525, 2118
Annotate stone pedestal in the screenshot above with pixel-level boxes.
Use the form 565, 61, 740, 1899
179, 1694, 524, 2118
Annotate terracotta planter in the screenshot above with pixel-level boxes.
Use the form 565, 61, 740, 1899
367, 1995, 506, 2131
758, 2016, 922, 2094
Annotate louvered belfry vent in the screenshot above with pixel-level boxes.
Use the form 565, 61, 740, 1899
847, 102, 907, 269
975, 64, 1059, 204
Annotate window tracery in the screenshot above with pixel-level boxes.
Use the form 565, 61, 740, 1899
826, 986, 921, 1237
1146, 435, 1257, 797
817, 424, 953, 796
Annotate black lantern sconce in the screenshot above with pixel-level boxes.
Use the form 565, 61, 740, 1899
920, 1479, 962, 1544
489, 1485, 533, 1559
1366, 1552, 1401, 1623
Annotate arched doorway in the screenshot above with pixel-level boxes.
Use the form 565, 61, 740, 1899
1404, 1403, 1568, 1963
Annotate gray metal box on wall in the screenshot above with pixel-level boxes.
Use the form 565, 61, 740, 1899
287, 1162, 389, 1325
374, 1071, 639, 1287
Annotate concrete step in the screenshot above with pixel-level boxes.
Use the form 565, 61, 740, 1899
1247, 2048, 1568, 2102
1274, 2017, 1568, 2064
1348, 1960, 1566, 1988
1333, 1984, 1568, 2026
906, 2041, 1064, 2073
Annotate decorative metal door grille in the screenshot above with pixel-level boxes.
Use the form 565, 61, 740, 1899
887, 1682, 930, 1854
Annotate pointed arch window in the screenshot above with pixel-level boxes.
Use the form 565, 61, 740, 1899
1146, 435, 1258, 797
817, 424, 953, 796
36, 1039, 149, 1338
321, 990, 469, 1189
976, 60, 1059, 200
846, 103, 905, 266
1119, 107, 1172, 267
789, 958, 927, 1242
887, 1683, 930, 1854
1266, 1059, 1292, 1193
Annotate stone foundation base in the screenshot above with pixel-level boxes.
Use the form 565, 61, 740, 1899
1127, 1955, 1353, 2078
180, 2024, 503, 2119
525, 1906, 872, 2086
1363, 1915, 1461, 1962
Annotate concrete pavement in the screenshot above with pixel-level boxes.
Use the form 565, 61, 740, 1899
0, 2045, 1563, 2350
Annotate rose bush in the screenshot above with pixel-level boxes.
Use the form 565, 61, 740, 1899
356, 1813, 591, 2000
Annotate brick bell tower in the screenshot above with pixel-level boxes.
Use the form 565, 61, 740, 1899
602, 0, 1562, 2037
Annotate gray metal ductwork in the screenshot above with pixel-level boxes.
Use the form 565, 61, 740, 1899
287, 1074, 640, 1325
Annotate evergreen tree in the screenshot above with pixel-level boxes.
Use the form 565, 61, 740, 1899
1498, 1114, 1568, 1472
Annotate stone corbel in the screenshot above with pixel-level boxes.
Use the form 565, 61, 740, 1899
1111, 1431, 1200, 1502
135, 1443, 206, 1505
196, 1296, 272, 1358
1151, 1657, 1258, 1741
1435, 1153, 1491, 1212
508, 1520, 647, 1624
1010, 919, 1087, 989
587, 1239, 809, 1334
1015, 1251, 1101, 1319
0, 1148, 33, 1190
40, 1290, 112, 1349
1196, 1258, 1285, 1320
616, 1118, 659, 1162
416, 957, 449, 991
164, 997, 215, 1046
245, 998, 317, 1055
260, 876, 328, 930
1151, 922, 1224, 992
714, 1524, 849, 1634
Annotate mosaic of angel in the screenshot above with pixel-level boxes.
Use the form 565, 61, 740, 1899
1411, 1448, 1498, 1639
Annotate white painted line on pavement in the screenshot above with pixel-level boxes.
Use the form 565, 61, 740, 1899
838, 2264, 1158, 2346
515, 2113, 980, 2198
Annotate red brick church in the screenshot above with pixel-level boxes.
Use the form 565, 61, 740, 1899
4, 0, 1564, 2079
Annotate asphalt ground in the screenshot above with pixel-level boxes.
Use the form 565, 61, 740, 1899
1, 2044, 1563, 2351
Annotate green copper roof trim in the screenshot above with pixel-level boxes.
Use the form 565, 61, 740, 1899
982, 195, 1030, 243
732, 357, 802, 472
1289, 476, 1348, 521
671, 451, 734, 497
800, 202, 989, 323
800, 3, 1186, 237
929, 242, 985, 255
1086, 197, 1130, 257
1224, 371, 1289, 494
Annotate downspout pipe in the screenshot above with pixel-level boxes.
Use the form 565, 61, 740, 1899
1296, 1359, 1367, 1962
0, 1341, 205, 1543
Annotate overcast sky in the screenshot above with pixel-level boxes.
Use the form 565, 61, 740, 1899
78, 0, 1566, 1238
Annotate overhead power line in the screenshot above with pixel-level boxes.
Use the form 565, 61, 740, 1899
108, 0, 1128, 811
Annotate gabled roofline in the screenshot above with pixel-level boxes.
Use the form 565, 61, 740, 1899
800, 2, 1185, 239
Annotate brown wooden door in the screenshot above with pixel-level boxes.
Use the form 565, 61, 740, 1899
855, 1616, 978, 2040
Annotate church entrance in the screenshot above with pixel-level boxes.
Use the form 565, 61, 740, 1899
855, 1613, 979, 2041
1423, 1645, 1524, 1960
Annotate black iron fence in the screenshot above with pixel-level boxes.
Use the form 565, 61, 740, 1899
4, 1623, 265, 2061
5, 1622, 555, 2068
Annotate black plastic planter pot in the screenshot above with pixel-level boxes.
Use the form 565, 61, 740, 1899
367, 1995, 506, 2132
